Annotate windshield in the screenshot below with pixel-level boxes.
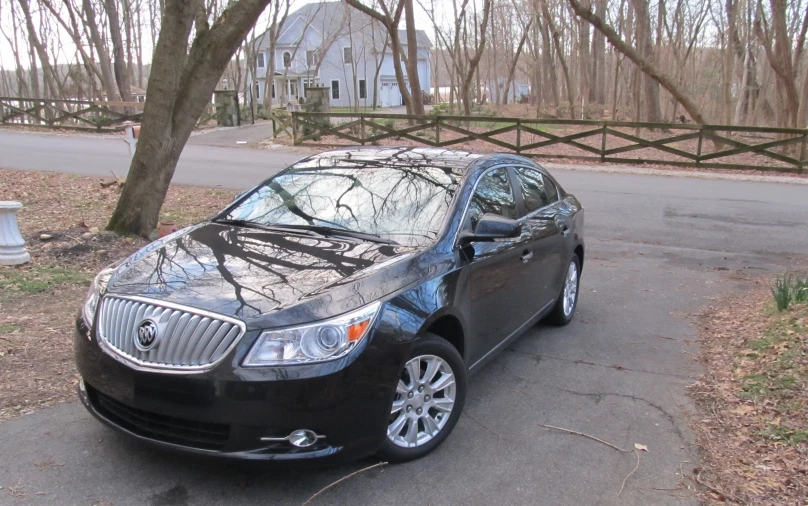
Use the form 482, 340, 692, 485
220, 164, 460, 247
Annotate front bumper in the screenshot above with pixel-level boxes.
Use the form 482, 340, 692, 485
74, 316, 410, 465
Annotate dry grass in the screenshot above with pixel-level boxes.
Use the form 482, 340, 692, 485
0, 168, 233, 422
690, 281, 808, 504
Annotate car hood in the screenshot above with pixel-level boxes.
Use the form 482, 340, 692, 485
105, 223, 425, 325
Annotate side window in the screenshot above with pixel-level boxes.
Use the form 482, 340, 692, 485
466, 168, 516, 230
515, 167, 548, 213
544, 176, 559, 204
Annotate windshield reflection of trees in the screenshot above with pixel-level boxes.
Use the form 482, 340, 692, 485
226, 148, 473, 247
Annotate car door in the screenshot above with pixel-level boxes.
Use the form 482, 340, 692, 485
513, 167, 568, 307
461, 167, 536, 365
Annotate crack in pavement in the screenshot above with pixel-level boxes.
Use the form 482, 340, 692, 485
503, 348, 697, 380
552, 386, 690, 445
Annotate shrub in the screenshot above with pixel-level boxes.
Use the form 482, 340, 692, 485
429, 103, 450, 116
771, 273, 808, 311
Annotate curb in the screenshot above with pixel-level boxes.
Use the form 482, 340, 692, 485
542, 161, 808, 185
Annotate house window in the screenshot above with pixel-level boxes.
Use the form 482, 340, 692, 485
283, 51, 291, 68
358, 79, 366, 99
288, 80, 298, 98
255, 83, 260, 100
257, 52, 265, 68
306, 50, 319, 67
343, 46, 352, 64
271, 82, 275, 99
331, 79, 340, 100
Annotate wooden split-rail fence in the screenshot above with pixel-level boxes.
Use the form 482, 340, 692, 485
290, 111, 808, 173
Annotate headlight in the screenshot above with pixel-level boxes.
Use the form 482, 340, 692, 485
243, 302, 381, 366
82, 262, 120, 326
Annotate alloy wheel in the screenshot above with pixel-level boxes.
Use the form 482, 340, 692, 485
562, 261, 578, 317
387, 354, 456, 448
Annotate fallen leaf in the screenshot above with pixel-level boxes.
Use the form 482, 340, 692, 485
634, 443, 648, 452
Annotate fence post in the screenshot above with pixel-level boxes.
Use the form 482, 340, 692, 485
696, 126, 704, 166
435, 117, 441, 145
292, 113, 299, 145
600, 124, 607, 162
360, 117, 366, 145
800, 132, 808, 172
516, 119, 521, 153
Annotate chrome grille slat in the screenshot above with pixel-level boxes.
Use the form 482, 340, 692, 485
178, 317, 211, 365
96, 296, 246, 372
188, 320, 223, 366
199, 324, 232, 364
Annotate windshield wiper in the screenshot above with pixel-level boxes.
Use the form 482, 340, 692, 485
212, 218, 322, 237
266, 224, 399, 245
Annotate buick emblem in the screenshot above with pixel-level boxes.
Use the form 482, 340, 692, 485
135, 319, 158, 351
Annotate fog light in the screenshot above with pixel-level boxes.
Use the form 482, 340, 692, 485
289, 429, 319, 448
261, 428, 324, 447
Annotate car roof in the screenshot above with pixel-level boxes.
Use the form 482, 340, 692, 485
293, 147, 486, 176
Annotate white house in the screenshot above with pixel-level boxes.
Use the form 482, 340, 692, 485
248, 1, 432, 108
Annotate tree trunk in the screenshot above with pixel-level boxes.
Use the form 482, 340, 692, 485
404, 0, 425, 114
82, 0, 117, 101
591, 0, 606, 104
104, 0, 133, 102
18, 0, 60, 99
577, 0, 592, 108
460, 0, 492, 116
107, 0, 273, 236
632, 0, 661, 122
537, 7, 559, 109
543, 0, 575, 118
502, 17, 533, 108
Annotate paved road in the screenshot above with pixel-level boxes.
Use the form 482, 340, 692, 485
1, 130, 808, 505
0, 130, 304, 188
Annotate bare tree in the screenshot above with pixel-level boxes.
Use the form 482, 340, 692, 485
107, 0, 274, 236
568, 0, 709, 124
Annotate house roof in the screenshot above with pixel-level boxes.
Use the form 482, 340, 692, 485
397, 30, 432, 49
263, 1, 431, 50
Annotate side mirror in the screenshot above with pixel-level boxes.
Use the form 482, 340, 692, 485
459, 214, 521, 244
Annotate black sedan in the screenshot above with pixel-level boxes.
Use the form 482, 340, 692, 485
75, 147, 584, 464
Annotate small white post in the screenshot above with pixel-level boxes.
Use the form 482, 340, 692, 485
0, 201, 31, 265
123, 122, 140, 159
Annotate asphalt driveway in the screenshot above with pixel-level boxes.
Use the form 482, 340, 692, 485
2, 130, 808, 505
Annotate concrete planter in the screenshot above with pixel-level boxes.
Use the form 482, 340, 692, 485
0, 201, 31, 265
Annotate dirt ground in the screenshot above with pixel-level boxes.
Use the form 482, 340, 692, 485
0, 168, 233, 421
691, 282, 808, 504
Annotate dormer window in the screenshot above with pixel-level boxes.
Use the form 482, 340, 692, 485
343, 46, 352, 64
283, 52, 292, 68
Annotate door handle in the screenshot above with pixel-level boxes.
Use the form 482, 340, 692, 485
521, 250, 533, 263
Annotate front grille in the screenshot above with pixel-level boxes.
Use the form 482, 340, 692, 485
97, 295, 245, 371
90, 387, 230, 450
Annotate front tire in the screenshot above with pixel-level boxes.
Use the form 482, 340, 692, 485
546, 254, 581, 326
376, 333, 466, 463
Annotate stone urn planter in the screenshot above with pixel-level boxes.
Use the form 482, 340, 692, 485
0, 201, 31, 265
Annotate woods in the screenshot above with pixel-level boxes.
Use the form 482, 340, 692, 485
1, 0, 808, 236
4, 0, 807, 128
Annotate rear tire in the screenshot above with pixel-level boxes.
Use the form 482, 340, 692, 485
376, 333, 466, 463
546, 254, 580, 326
